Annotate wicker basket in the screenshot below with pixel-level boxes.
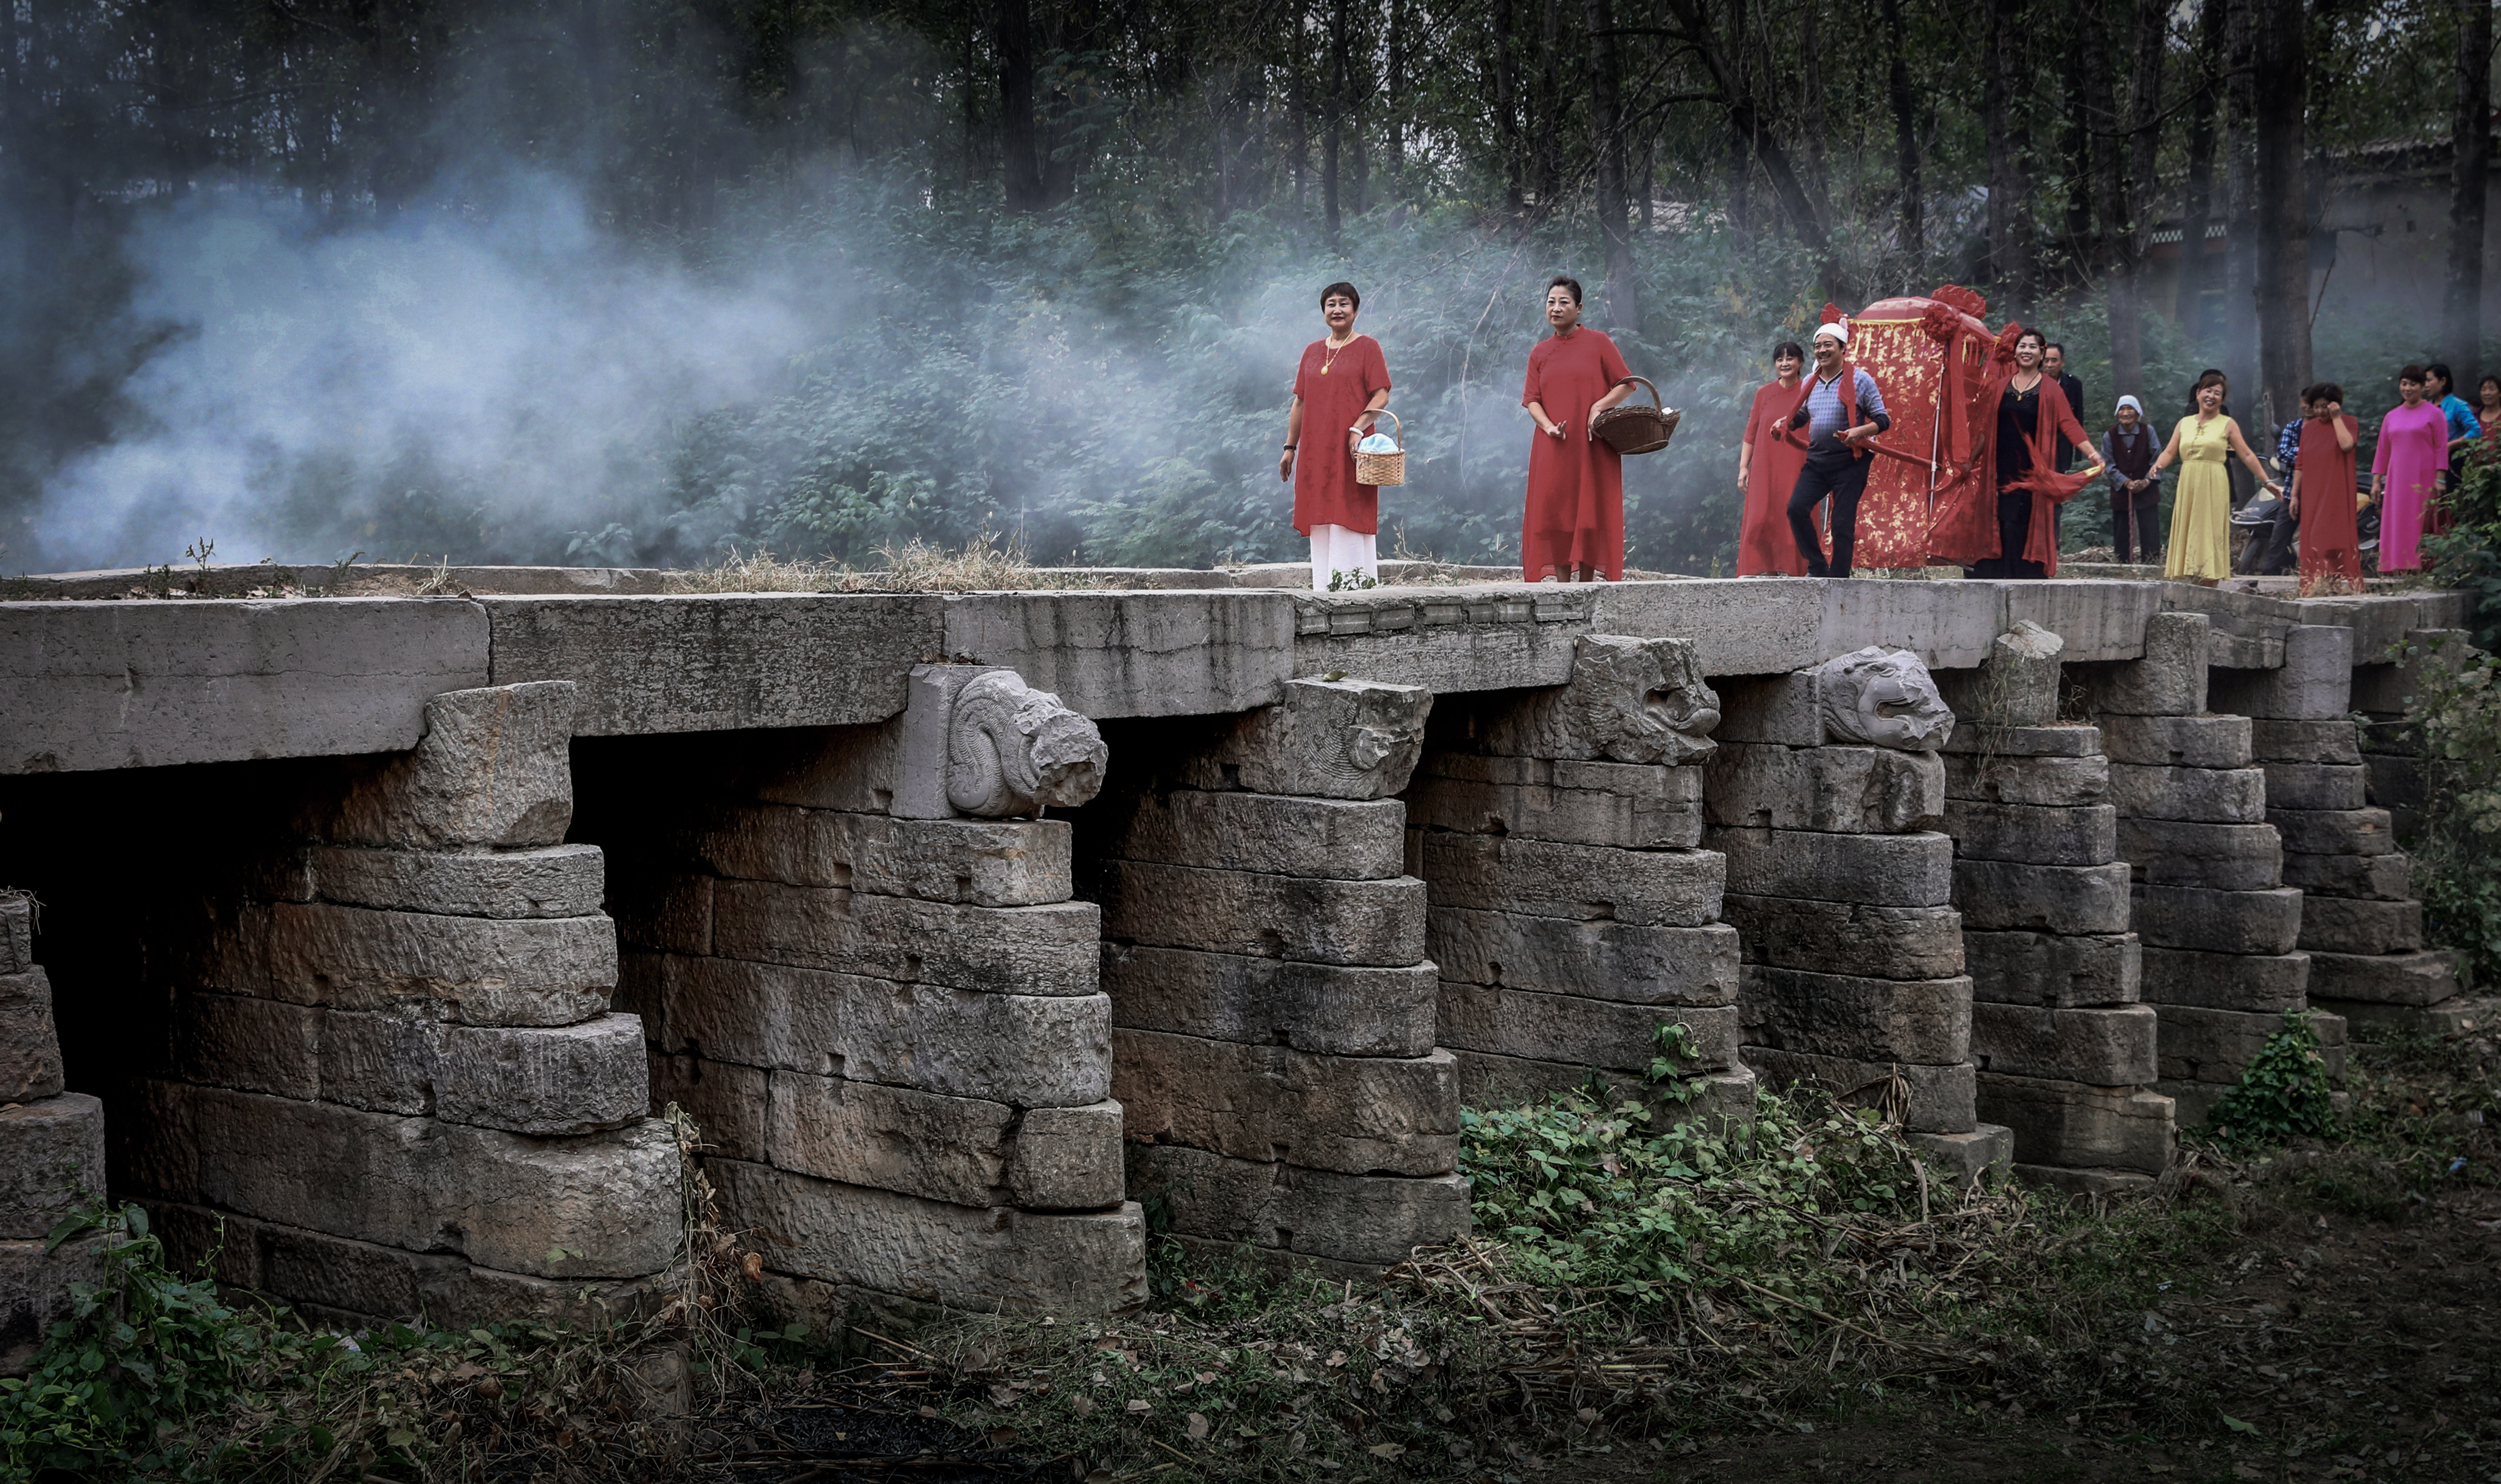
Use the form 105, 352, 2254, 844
1591, 377, 1681, 456
1353, 409, 1407, 487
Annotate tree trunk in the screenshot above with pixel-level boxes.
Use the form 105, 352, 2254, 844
1536, 0, 1562, 206
1325, 0, 1347, 239
1387, 0, 1409, 178
2174, 0, 2225, 330
1985, 0, 2033, 312
997, 0, 1043, 210
1883, 0, 1922, 258
1800, 0, 1824, 197
2222, 0, 2259, 407
2109, 0, 2166, 399
1588, 0, 1637, 331
1494, 0, 1521, 206
1291, 49, 1309, 216
2254, 0, 2309, 422
1723, 0, 1751, 236
2445, 0, 2492, 382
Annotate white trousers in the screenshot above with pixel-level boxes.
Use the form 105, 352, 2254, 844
1309, 524, 1379, 591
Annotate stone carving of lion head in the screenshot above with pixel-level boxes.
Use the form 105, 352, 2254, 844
1813, 646, 1955, 751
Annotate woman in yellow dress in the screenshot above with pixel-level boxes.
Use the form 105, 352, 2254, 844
2148, 371, 2282, 583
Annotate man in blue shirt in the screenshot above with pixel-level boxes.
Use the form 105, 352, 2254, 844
1770, 320, 1891, 578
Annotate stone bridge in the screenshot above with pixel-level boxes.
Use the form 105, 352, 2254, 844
0, 574, 2475, 1365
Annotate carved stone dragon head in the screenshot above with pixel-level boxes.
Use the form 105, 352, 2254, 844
945, 670, 1109, 816
1812, 646, 1956, 751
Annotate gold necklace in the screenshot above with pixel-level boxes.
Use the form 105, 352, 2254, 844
1321, 333, 1357, 375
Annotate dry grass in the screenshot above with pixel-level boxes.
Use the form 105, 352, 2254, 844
667, 537, 1114, 595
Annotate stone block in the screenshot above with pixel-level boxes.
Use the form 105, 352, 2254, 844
0, 968, 62, 1103
1738, 965, 1971, 1064
1587, 578, 1826, 675
1999, 581, 2169, 663
0, 897, 28, 975
1405, 754, 1701, 850
2258, 763, 2367, 811
1720, 897, 1964, 980
2308, 995, 2485, 1036
306, 843, 606, 919
1095, 789, 1406, 879
1414, 833, 1725, 925
1292, 591, 1589, 695
2074, 610, 2209, 716
1970, 1003, 2158, 1084
649, 1053, 769, 1162
1109, 1029, 1457, 1177
1943, 800, 2118, 865
958, 589, 1296, 719
1907, 1124, 2015, 1188
1961, 931, 2140, 1008
2013, 1165, 2157, 1197
2249, 718, 2364, 765
1701, 743, 1944, 833
1706, 827, 1954, 908
0, 596, 489, 776
1424, 909, 1740, 1006
651, 954, 1110, 1107
0, 1094, 106, 1239
2205, 625, 2354, 719
711, 1157, 1147, 1313
1100, 944, 1435, 1058
1820, 576, 2010, 669
1938, 721, 2104, 757
432, 1015, 651, 1136
2115, 819, 2283, 890
2156, 1004, 2346, 1084
1188, 677, 1432, 799
1447, 1050, 1759, 1128
2349, 627, 2477, 713
609, 873, 713, 955
1952, 859, 2134, 934
2137, 946, 2310, 1012
2280, 849, 2412, 901
198, 901, 618, 1027
2153, 1079, 2234, 1131
301, 681, 579, 849
710, 880, 1100, 994
2096, 713, 2253, 769
2, 1233, 103, 1373
1127, 1144, 1470, 1268
119, 1081, 677, 1280
1942, 752, 2110, 806
2296, 896, 2424, 955
765, 1072, 1120, 1210
1472, 635, 1721, 766
1712, 673, 1822, 745
1931, 621, 2065, 727
2108, 764, 2268, 824
688, 809, 1073, 905
1972, 1074, 2174, 1173
1743, 1048, 1975, 1133
1097, 860, 1424, 966
2129, 885, 2304, 955
1436, 984, 1740, 1073
2363, 754, 2424, 811
2268, 808, 2395, 858
2303, 949, 2462, 1007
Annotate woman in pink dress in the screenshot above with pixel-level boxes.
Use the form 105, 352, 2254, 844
2370, 365, 2449, 572
1734, 341, 1821, 574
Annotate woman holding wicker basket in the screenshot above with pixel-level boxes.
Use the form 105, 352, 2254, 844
1520, 276, 1638, 581
1279, 281, 1394, 591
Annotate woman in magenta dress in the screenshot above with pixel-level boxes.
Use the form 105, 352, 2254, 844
2370, 365, 2449, 572
1520, 275, 1636, 581
1279, 281, 1392, 591
1735, 341, 1820, 574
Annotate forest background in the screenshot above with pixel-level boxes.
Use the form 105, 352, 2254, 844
0, 0, 2490, 576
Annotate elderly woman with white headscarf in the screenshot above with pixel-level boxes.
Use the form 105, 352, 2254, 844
2101, 394, 2163, 565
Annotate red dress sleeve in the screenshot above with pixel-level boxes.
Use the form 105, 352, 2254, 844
1597, 333, 1631, 386
1521, 343, 1545, 408
1361, 338, 1391, 399
1292, 342, 1312, 401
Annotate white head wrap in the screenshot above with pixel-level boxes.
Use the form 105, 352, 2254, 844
1813, 320, 1850, 347
2116, 395, 2144, 417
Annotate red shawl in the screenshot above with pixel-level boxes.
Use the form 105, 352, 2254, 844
1776, 361, 1871, 459
1928, 372, 2097, 575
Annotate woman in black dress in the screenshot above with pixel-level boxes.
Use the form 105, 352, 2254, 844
1974, 329, 2057, 579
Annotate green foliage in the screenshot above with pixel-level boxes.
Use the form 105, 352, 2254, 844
2399, 632, 2501, 981
2425, 450, 2501, 651
2204, 1010, 2340, 1146
1457, 1086, 1940, 1308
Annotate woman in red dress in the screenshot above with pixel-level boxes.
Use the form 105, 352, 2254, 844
1735, 340, 1819, 574
1279, 281, 1392, 591
1520, 276, 1637, 581
2289, 382, 2363, 595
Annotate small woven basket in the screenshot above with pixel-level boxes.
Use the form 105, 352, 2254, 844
1591, 376, 1681, 456
1353, 409, 1407, 487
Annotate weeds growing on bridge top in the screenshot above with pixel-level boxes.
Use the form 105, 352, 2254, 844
667, 528, 1115, 595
